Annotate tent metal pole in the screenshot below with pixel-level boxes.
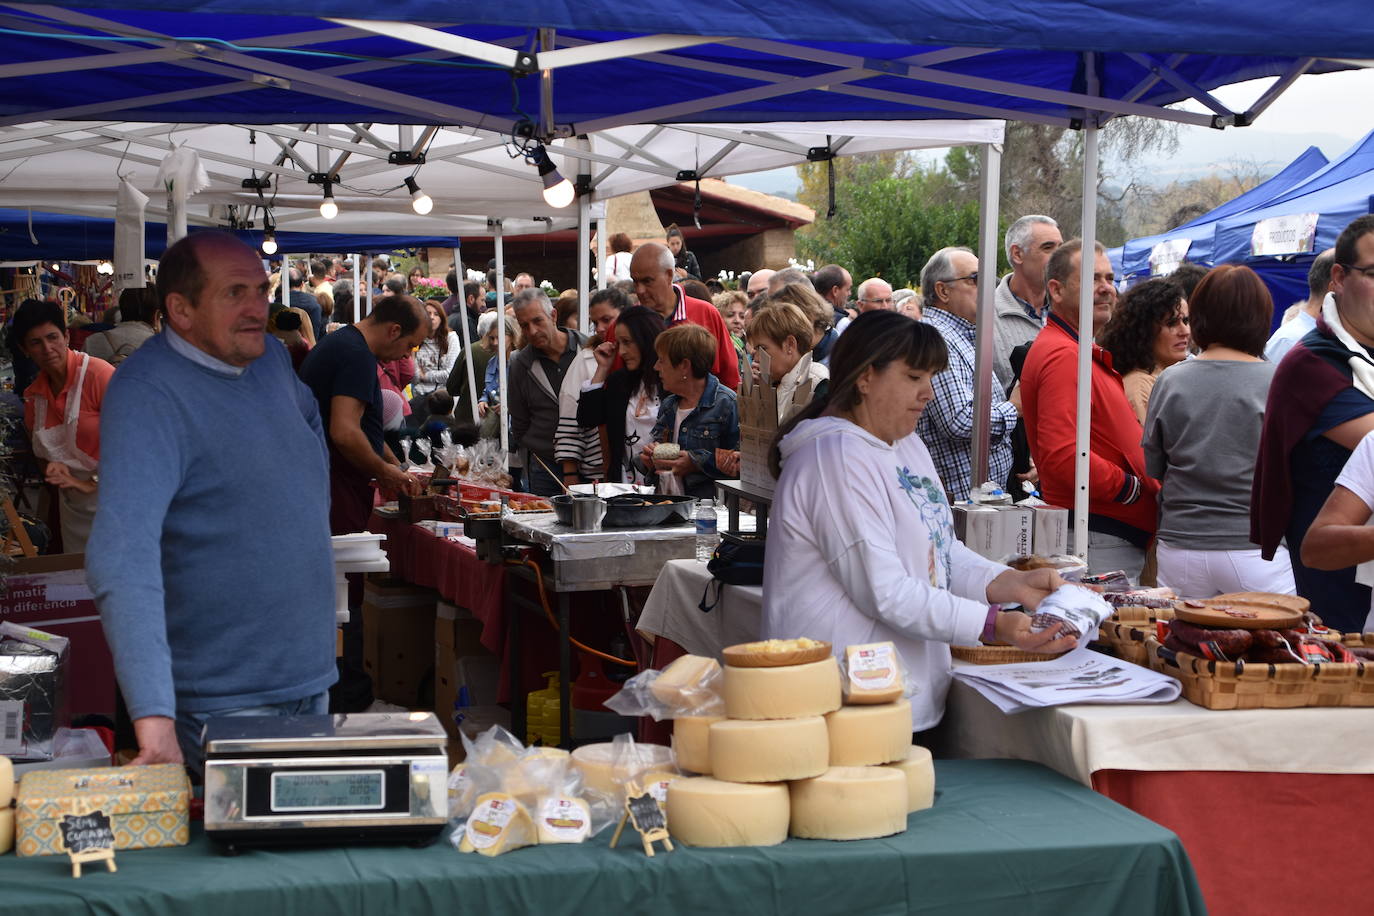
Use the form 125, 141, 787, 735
494, 219, 509, 460
453, 244, 479, 423
577, 194, 591, 330
365, 257, 374, 318
1074, 124, 1099, 561
595, 215, 607, 290
280, 259, 288, 309
352, 253, 360, 324
970, 139, 1002, 492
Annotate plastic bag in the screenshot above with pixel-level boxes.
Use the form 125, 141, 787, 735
657, 469, 683, 496
569, 734, 677, 835
1030, 584, 1113, 640
603, 655, 724, 721
838, 641, 914, 703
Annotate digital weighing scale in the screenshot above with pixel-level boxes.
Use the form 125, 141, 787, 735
203, 712, 449, 852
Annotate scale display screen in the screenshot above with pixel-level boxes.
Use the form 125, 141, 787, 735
269, 769, 387, 812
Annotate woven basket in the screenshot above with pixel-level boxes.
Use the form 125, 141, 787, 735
1097, 605, 1176, 665
950, 645, 1060, 665
1143, 636, 1374, 709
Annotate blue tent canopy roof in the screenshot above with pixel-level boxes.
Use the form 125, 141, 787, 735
1118, 146, 1330, 277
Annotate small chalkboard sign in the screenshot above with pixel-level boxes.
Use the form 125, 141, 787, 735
59, 810, 117, 878
609, 781, 673, 857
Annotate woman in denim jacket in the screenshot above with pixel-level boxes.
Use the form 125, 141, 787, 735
637, 323, 739, 498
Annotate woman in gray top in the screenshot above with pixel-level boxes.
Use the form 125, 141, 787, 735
1141, 265, 1297, 598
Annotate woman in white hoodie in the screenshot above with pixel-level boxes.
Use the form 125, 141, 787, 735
761, 311, 1076, 732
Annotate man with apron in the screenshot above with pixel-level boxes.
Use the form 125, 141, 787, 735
14, 298, 115, 554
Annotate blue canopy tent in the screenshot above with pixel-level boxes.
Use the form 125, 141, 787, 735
1115, 145, 1330, 282
0, 207, 456, 261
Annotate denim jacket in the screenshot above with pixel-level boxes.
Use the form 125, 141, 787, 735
646, 373, 740, 498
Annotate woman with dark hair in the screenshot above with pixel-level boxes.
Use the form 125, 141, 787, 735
605, 232, 634, 283
407, 265, 425, 293
409, 300, 459, 421
665, 224, 701, 281
1098, 278, 1190, 424
762, 310, 1075, 732
13, 297, 116, 553
1142, 264, 1295, 597
578, 305, 665, 485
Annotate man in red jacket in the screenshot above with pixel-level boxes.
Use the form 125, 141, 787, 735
628, 243, 741, 390
1021, 239, 1159, 580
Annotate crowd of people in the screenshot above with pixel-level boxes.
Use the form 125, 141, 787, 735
13, 213, 1374, 763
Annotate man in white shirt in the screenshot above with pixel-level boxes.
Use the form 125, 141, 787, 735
1264, 249, 1335, 363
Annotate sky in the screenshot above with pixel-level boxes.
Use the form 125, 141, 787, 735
729, 68, 1374, 198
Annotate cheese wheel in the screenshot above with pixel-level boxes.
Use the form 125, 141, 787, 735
571, 742, 674, 797
883, 746, 935, 813
721, 657, 842, 720
501, 747, 573, 807
825, 699, 912, 766
640, 770, 685, 811
458, 793, 537, 855
789, 766, 908, 840
672, 715, 723, 774
650, 655, 723, 713
535, 795, 591, 844
666, 777, 789, 847
843, 642, 905, 704
0, 807, 12, 855
708, 717, 829, 783
0, 756, 13, 808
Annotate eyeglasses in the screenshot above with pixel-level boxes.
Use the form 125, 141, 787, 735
943, 273, 979, 286
861, 296, 894, 304
1340, 263, 1374, 280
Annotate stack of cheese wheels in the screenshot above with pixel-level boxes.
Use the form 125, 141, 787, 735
667, 638, 840, 847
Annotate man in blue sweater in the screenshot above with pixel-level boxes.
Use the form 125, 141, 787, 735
86, 232, 337, 772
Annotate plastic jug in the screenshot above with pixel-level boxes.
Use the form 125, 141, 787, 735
525, 671, 561, 747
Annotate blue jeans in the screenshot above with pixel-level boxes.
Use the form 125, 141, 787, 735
175, 691, 329, 776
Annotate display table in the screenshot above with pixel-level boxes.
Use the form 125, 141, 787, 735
636, 558, 762, 655
0, 760, 1204, 916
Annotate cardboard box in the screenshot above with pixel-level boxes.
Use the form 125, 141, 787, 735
952, 503, 1000, 560
0, 554, 113, 719
434, 643, 502, 741
434, 601, 491, 659
362, 578, 437, 708
995, 504, 1034, 560
16, 763, 190, 856
1028, 502, 1070, 557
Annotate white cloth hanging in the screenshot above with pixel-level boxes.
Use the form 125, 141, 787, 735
155, 145, 211, 245
114, 177, 148, 292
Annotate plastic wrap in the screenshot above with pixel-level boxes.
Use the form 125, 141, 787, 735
1029, 584, 1113, 641
603, 655, 725, 721
838, 642, 913, 703
0, 622, 69, 761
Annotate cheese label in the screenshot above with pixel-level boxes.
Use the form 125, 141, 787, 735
644, 774, 680, 809
465, 797, 517, 850
849, 644, 898, 690
538, 796, 590, 842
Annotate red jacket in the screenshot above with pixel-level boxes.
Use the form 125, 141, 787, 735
606, 285, 740, 390
1021, 314, 1158, 542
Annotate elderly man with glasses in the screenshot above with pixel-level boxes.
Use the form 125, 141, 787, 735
914, 246, 1018, 503
856, 277, 895, 313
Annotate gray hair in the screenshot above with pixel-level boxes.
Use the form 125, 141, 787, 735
920, 246, 972, 309
769, 266, 813, 293
478, 310, 519, 340
1005, 215, 1058, 264
856, 277, 890, 302
511, 287, 554, 316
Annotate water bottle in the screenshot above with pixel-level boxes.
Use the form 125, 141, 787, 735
695, 498, 720, 563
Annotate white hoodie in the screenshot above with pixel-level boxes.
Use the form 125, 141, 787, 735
761, 415, 1006, 730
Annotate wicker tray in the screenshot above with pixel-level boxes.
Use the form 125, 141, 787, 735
1143, 636, 1374, 709
1097, 605, 1176, 666
950, 645, 1061, 665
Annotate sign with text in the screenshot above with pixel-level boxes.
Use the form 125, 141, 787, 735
1149, 238, 1192, 276
59, 810, 115, 854
1250, 212, 1319, 257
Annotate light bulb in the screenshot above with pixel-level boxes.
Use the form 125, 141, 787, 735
533, 146, 575, 209
405, 177, 433, 215
261, 233, 278, 255
320, 182, 338, 220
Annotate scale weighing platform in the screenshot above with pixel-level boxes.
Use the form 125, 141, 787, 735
203, 712, 449, 852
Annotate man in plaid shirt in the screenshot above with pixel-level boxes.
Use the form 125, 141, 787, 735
915, 246, 1018, 502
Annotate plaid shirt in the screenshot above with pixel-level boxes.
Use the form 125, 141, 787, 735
916, 306, 1017, 502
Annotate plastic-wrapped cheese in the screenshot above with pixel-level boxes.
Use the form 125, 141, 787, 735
672, 715, 723, 774
0, 806, 12, 855
458, 793, 537, 855
789, 766, 908, 840
721, 657, 842, 720
535, 795, 591, 844
571, 742, 674, 797
843, 642, 905, 704
708, 717, 828, 782
825, 699, 912, 766
0, 756, 13, 808
650, 655, 722, 712
666, 777, 789, 847
883, 746, 935, 813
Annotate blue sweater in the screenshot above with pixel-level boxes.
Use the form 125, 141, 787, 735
86, 331, 337, 720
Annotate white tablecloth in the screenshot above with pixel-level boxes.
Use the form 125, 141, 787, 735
940, 674, 1374, 786
636, 559, 763, 658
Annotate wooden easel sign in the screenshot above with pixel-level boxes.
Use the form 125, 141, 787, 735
609, 781, 673, 857
59, 810, 117, 878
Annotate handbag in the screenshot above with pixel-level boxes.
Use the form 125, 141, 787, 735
698, 533, 766, 613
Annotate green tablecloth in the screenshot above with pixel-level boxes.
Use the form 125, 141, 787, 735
0, 760, 1205, 916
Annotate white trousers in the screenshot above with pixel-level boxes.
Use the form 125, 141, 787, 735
1155, 541, 1297, 599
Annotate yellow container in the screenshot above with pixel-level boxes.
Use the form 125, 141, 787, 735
526, 671, 561, 747
16, 764, 190, 856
